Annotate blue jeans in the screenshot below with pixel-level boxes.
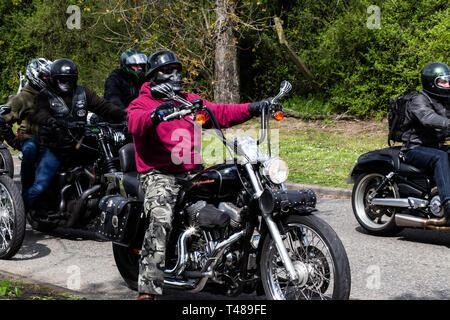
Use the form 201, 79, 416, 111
23, 148, 61, 211
404, 146, 450, 204
20, 138, 39, 195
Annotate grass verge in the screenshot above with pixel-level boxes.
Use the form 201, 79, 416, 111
202, 117, 389, 189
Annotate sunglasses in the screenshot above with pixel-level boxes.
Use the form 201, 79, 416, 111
159, 66, 181, 75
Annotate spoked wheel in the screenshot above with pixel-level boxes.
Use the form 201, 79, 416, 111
0, 175, 25, 259
352, 172, 402, 236
260, 215, 351, 300
0, 148, 14, 179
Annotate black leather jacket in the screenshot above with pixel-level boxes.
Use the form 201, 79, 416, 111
104, 69, 144, 111
401, 90, 450, 151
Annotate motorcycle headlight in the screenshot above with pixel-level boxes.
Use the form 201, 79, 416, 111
261, 157, 289, 184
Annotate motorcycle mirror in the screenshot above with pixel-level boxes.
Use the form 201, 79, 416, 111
0, 105, 11, 116
279, 80, 292, 95
272, 80, 292, 103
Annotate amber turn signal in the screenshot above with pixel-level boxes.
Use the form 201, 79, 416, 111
195, 113, 207, 125
273, 111, 284, 122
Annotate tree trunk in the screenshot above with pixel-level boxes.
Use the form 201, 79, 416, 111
214, 0, 240, 103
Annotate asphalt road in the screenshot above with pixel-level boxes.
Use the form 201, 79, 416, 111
0, 195, 449, 300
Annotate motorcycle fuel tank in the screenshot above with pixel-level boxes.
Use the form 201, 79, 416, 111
186, 163, 240, 201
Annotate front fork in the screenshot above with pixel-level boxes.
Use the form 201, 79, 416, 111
244, 163, 298, 281
261, 212, 298, 281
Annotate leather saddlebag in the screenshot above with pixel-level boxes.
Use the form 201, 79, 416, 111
96, 194, 143, 245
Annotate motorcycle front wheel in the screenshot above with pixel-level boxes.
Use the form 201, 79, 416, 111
352, 172, 402, 236
0, 175, 25, 259
0, 148, 14, 179
260, 214, 351, 300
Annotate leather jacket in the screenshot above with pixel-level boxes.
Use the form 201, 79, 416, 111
104, 69, 144, 111
401, 90, 450, 151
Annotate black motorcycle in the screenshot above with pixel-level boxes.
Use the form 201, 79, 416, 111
0, 105, 16, 178
98, 81, 351, 300
0, 105, 25, 259
27, 120, 129, 232
348, 146, 450, 235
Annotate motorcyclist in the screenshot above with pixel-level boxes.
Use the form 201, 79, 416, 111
104, 49, 147, 111
27, 58, 126, 213
401, 62, 450, 219
127, 49, 273, 300
0, 58, 52, 195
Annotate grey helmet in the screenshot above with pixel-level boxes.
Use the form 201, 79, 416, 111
26, 58, 52, 90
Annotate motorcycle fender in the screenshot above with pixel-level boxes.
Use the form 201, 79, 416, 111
347, 155, 395, 184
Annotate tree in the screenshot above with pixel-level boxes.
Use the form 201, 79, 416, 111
213, 0, 239, 103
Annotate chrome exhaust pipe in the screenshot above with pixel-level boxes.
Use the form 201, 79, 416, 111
165, 227, 197, 276
370, 197, 428, 209
163, 230, 246, 291
190, 230, 245, 293
395, 213, 450, 232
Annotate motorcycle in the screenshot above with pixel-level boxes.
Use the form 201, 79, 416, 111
99, 81, 351, 300
27, 120, 129, 232
348, 146, 450, 235
0, 104, 25, 259
0, 72, 25, 178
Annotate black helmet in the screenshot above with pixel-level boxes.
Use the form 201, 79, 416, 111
26, 58, 52, 90
147, 50, 183, 92
146, 50, 182, 78
421, 62, 450, 99
120, 49, 147, 80
50, 58, 78, 95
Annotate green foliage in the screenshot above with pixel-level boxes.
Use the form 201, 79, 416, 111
243, 0, 449, 117
0, 280, 22, 298
0, 0, 448, 117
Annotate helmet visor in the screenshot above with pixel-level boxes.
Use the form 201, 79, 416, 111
125, 53, 147, 66
436, 75, 450, 89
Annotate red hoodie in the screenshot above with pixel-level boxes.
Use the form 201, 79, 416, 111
127, 82, 252, 173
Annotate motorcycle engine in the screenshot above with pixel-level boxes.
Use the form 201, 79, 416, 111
430, 195, 444, 217
185, 201, 242, 229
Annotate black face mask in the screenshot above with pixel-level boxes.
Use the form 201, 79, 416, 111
55, 78, 75, 95
153, 68, 183, 93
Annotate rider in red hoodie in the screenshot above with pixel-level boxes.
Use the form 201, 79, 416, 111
127, 50, 269, 300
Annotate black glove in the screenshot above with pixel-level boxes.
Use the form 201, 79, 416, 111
150, 101, 177, 125
248, 98, 273, 117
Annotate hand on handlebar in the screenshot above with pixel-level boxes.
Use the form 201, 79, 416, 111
248, 97, 283, 117
150, 101, 178, 125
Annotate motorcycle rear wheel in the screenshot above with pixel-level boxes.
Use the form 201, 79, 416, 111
0, 175, 25, 259
352, 172, 402, 236
113, 243, 139, 291
260, 214, 351, 300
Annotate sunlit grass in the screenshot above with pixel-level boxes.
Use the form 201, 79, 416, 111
201, 118, 387, 189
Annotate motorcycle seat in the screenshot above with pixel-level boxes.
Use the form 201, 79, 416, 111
123, 171, 145, 201
382, 147, 427, 176
119, 143, 144, 200
398, 162, 426, 176
362, 147, 426, 176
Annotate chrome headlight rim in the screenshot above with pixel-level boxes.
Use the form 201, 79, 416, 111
261, 157, 289, 185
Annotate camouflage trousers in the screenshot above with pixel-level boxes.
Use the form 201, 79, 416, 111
137, 169, 189, 295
